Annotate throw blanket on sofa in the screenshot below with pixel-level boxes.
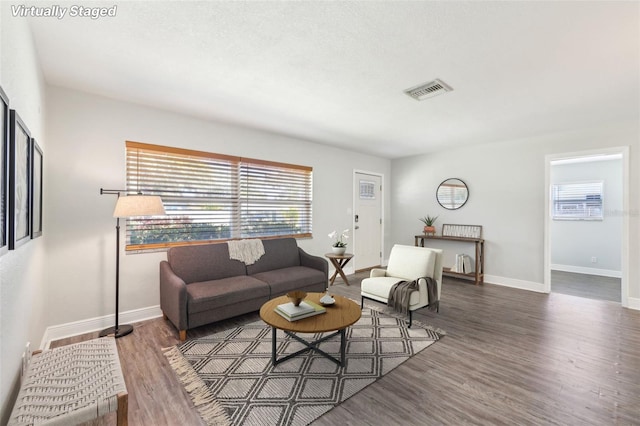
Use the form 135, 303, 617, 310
388, 277, 439, 314
227, 239, 265, 265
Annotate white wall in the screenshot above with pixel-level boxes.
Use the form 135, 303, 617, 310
550, 159, 622, 276
390, 120, 640, 301
44, 85, 391, 329
0, 6, 48, 423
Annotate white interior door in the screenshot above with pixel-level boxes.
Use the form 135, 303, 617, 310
354, 172, 382, 271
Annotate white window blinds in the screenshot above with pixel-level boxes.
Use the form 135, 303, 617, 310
552, 181, 603, 220
125, 141, 312, 250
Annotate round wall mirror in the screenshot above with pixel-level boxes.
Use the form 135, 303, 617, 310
436, 178, 469, 210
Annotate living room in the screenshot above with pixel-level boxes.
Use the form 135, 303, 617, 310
1, 1, 639, 425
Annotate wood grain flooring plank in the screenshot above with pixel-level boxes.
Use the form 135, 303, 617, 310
53, 274, 640, 425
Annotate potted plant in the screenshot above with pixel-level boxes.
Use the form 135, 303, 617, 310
419, 216, 438, 235
328, 229, 349, 255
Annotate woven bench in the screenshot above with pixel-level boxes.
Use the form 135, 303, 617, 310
8, 337, 128, 426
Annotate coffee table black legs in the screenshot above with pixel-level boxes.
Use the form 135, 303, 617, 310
270, 327, 346, 367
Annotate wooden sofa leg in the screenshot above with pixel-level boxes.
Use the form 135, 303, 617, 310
179, 330, 187, 341
117, 391, 128, 426
408, 311, 412, 328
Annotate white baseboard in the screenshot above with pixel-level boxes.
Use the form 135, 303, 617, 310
551, 264, 622, 278
483, 274, 546, 293
40, 305, 163, 350
627, 297, 640, 310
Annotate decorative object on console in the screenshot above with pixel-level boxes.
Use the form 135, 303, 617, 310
442, 224, 482, 239
451, 253, 474, 274
100, 188, 165, 338
419, 215, 438, 235
436, 178, 469, 210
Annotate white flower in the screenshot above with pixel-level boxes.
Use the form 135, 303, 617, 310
329, 229, 349, 247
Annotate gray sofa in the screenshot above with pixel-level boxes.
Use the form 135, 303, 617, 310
160, 238, 328, 340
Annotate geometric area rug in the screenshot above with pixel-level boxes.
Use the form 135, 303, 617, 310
164, 306, 443, 426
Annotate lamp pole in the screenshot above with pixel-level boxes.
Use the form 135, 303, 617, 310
100, 188, 133, 338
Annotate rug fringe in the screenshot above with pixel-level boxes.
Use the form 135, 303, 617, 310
163, 346, 232, 426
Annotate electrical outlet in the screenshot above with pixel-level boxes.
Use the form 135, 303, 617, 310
591, 257, 597, 263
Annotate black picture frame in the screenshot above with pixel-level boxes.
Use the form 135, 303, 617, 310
31, 140, 43, 239
0, 86, 8, 256
9, 110, 31, 250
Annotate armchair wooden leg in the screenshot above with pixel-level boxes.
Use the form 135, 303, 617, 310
408, 311, 412, 328
179, 330, 187, 341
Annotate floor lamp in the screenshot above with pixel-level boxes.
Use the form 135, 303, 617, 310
100, 188, 166, 338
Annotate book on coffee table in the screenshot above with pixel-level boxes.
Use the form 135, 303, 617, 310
275, 300, 326, 322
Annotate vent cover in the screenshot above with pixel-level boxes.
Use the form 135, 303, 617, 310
404, 79, 453, 101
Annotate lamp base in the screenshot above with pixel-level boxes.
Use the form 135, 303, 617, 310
99, 324, 134, 338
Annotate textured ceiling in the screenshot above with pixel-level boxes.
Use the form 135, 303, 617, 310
27, 1, 639, 158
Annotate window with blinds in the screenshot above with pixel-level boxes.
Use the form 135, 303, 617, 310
125, 141, 313, 250
552, 181, 603, 220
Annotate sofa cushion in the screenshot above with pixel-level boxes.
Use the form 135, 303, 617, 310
245, 238, 300, 275
251, 266, 326, 296
187, 275, 269, 314
167, 243, 247, 284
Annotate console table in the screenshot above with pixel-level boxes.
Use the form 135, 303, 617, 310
415, 234, 484, 285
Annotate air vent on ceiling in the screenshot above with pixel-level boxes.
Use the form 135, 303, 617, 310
404, 79, 453, 101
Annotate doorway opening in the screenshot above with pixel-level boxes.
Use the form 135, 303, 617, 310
544, 147, 628, 306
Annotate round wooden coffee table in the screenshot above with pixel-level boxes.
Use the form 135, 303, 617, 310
260, 292, 361, 366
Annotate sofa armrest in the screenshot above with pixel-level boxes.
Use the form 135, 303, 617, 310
370, 268, 387, 278
299, 248, 328, 278
160, 260, 188, 331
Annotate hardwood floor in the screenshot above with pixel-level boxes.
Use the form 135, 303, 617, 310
54, 274, 640, 425
551, 270, 621, 302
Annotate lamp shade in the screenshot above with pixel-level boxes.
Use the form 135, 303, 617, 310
113, 194, 166, 218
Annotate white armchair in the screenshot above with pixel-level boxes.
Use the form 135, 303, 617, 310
360, 244, 443, 326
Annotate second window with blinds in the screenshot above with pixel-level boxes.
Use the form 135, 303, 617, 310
124, 141, 313, 251
552, 181, 603, 221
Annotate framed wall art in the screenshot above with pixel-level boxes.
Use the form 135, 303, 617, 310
0, 86, 8, 255
31, 140, 43, 238
9, 109, 32, 249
